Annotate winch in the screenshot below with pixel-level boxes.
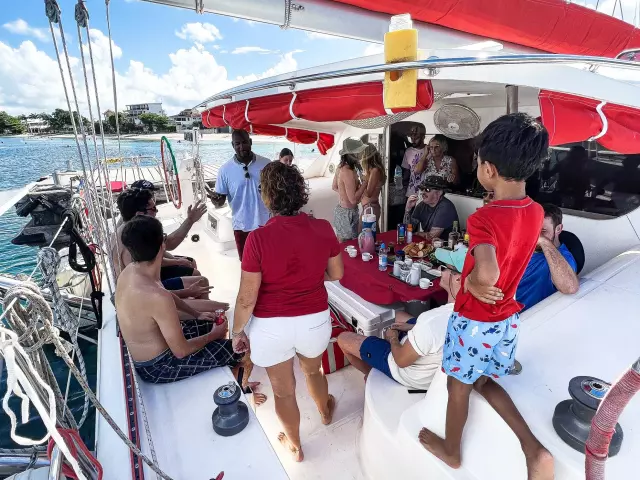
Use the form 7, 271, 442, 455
552, 375, 623, 456
211, 381, 249, 437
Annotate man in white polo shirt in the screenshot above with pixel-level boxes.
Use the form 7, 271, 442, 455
207, 130, 270, 260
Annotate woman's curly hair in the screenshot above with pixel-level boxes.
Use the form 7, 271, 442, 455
260, 161, 309, 216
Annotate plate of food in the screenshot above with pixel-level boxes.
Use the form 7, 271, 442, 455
403, 241, 435, 259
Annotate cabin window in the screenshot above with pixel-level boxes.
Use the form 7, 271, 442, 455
387, 120, 640, 220
528, 142, 640, 218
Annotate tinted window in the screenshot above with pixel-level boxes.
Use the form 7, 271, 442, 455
528, 142, 640, 217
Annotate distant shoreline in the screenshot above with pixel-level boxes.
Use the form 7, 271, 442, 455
1, 132, 291, 144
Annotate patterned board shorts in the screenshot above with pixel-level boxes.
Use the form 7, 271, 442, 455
134, 319, 244, 384
442, 312, 520, 384
334, 205, 359, 241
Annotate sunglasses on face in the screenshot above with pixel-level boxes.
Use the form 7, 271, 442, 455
243, 165, 250, 179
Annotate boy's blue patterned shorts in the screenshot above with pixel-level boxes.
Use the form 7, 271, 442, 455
442, 312, 520, 384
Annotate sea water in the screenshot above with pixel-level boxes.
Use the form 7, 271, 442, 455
0, 135, 316, 449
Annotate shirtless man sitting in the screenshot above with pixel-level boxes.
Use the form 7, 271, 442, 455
113, 188, 229, 314
338, 268, 460, 389
332, 138, 369, 242
116, 216, 264, 400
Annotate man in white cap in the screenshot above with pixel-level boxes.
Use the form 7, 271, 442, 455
332, 138, 369, 241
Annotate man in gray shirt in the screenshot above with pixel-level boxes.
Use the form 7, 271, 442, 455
405, 176, 458, 240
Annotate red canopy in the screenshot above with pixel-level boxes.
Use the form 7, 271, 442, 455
331, 0, 640, 58
539, 90, 640, 154
202, 80, 434, 154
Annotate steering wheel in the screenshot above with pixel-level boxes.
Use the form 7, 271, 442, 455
160, 136, 182, 209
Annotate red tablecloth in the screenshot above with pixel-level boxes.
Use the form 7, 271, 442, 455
339, 230, 447, 305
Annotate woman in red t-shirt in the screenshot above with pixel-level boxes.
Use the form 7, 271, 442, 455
231, 161, 344, 462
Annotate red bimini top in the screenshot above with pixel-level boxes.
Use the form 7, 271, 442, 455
539, 90, 640, 154
331, 0, 640, 58
202, 80, 434, 154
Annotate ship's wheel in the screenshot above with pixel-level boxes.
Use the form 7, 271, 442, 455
160, 136, 182, 209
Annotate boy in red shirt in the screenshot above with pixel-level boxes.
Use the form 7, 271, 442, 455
419, 113, 554, 480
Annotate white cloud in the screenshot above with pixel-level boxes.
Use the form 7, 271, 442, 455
363, 43, 384, 56
175, 22, 223, 43
236, 50, 302, 84
0, 30, 301, 116
306, 31, 338, 40
3, 19, 49, 42
232, 46, 278, 55
245, 20, 257, 27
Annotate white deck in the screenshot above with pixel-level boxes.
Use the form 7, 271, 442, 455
97, 199, 369, 480
159, 206, 369, 479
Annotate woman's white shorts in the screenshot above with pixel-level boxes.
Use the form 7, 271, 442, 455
246, 309, 331, 368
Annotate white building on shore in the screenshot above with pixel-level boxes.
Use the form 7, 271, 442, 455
125, 102, 164, 126
169, 108, 201, 131
22, 118, 50, 133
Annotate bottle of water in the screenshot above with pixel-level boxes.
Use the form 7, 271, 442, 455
394, 165, 403, 188
379, 242, 388, 271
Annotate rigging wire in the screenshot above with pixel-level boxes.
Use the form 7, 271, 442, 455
104, 0, 122, 160
45, 0, 116, 297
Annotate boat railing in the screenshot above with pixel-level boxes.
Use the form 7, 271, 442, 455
196, 53, 640, 107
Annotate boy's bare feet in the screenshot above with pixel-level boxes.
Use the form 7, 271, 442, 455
418, 428, 461, 469
277, 432, 303, 462
525, 446, 554, 480
321, 394, 336, 425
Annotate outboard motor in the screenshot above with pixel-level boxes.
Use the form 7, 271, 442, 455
552, 376, 623, 456
211, 381, 249, 437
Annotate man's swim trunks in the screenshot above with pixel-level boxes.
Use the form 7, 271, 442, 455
442, 312, 520, 384
133, 319, 243, 384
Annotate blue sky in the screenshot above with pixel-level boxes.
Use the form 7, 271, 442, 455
0, 0, 380, 115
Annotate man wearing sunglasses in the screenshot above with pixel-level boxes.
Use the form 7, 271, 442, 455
405, 176, 459, 240
207, 130, 270, 260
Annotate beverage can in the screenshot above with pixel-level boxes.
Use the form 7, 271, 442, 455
214, 309, 227, 325
397, 224, 406, 244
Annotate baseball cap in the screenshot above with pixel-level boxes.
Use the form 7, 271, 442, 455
130, 179, 158, 191
435, 245, 468, 273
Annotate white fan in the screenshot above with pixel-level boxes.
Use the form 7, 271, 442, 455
433, 104, 481, 140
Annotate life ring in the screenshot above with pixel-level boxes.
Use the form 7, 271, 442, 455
160, 136, 182, 209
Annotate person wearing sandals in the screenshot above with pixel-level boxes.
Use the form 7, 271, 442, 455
232, 161, 344, 462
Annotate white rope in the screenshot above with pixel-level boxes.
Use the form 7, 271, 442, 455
589, 101, 609, 141
289, 92, 299, 120
244, 100, 251, 123
0, 327, 87, 480
222, 104, 228, 125
3, 280, 175, 479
